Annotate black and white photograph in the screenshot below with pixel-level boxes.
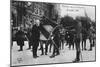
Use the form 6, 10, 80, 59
10, 0, 96, 66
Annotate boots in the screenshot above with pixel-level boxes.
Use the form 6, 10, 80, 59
73, 51, 80, 62
50, 54, 55, 58
88, 44, 92, 51
50, 50, 55, 58
18, 46, 23, 51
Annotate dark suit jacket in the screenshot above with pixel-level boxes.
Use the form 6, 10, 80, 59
32, 25, 40, 41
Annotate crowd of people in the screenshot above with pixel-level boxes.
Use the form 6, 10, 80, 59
11, 16, 96, 62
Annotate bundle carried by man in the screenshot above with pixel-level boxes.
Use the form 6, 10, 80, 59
60, 16, 77, 33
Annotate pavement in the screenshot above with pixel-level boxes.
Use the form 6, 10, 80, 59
11, 39, 96, 66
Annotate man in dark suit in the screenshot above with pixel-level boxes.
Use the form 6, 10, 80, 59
31, 19, 41, 58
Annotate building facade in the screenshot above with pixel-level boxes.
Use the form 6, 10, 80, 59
11, 1, 62, 31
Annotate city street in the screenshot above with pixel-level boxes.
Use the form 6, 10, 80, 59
10, 1, 96, 67
11, 39, 95, 66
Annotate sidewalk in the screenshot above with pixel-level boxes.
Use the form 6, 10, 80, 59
11, 40, 95, 66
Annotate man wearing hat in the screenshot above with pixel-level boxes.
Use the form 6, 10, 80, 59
31, 19, 41, 58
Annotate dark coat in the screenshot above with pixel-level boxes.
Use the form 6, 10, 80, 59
53, 26, 60, 39
31, 25, 40, 41
16, 30, 25, 46
65, 31, 74, 43
26, 29, 32, 41
52, 26, 60, 47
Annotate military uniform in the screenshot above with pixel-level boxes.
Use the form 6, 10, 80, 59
50, 26, 60, 58
73, 20, 82, 62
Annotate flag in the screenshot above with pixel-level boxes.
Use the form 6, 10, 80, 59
40, 17, 57, 40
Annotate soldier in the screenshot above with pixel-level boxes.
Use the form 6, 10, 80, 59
65, 31, 69, 46
59, 27, 65, 50
88, 25, 95, 51
68, 31, 75, 50
45, 33, 53, 54
39, 33, 47, 55
82, 27, 88, 50
50, 25, 60, 58
73, 19, 82, 62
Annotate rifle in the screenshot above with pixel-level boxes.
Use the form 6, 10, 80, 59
45, 25, 61, 50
